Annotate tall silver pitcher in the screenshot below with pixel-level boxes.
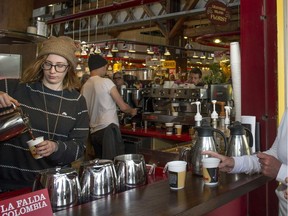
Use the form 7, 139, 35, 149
226, 121, 253, 157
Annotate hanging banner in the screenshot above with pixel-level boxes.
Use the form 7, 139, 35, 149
206, 0, 231, 25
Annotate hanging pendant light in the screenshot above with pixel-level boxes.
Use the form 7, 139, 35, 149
151, 54, 158, 61
147, 46, 154, 55
200, 52, 206, 59
185, 42, 192, 49
94, 46, 101, 54
76, 64, 82, 70
123, 52, 129, 58
207, 53, 213, 60
105, 42, 110, 50
164, 47, 170, 56
107, 50, 113, 57
160, 55, 165, 61
193, 51, 199, 58
128, 44, 136, 53
111, 44, 119, 52
89, 47, 94, 55
81, 48, 87, 56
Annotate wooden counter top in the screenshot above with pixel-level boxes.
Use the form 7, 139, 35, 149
54, 172, 271, 216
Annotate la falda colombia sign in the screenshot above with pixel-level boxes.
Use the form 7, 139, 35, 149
206, 0, 231, 25
0, 189, 53, 216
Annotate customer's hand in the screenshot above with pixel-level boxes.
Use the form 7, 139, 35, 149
257, 152, 282, 178
0, 91, 19, 108
202, 150, 235, 172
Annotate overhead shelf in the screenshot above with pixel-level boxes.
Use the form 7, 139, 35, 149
0, 29, 47, 44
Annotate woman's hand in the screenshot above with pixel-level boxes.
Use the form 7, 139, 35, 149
36, 140, 58, 157
0, 91, 19, 108
257, 152, 282, 178
202, 150, 235, 172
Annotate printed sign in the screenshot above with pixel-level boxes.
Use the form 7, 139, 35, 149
162, 60, 176, 69
0, 189, 53, 216
206, 0, 231, 25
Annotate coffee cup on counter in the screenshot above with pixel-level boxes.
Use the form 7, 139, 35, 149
171, 103, 179, 112
166, 160, 187, 190
201, 157, 220, 186
172, 112, 178, 116
175, 124, 182, 135
165, 123, 174, 135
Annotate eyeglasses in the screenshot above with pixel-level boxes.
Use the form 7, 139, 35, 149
41, 62, 69, 73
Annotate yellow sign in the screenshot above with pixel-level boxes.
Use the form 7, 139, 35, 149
162, 60, 176, 68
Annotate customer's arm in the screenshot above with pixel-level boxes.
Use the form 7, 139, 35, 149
110, 86, 137, 116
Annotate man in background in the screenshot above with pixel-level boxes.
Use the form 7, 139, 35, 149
81, 54, 137, 160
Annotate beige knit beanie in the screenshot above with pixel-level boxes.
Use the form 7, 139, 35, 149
38, 36, 79, 69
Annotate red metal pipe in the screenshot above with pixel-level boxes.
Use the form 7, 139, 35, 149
194, 31, 240, 48
47, 0, 163, 25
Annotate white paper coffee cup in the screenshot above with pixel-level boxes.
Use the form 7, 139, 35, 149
175, 124, 182, 135
165, 123, 174, 135
167, 161, 187, 190
27, 136, 44, 159
202, 157, 220, 185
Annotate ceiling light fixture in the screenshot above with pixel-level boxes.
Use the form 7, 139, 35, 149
192, 51, 199, 58
107, 50, 113, 57
128, 44, 136, 53
200, 52, 206, 59
81, 49, 87, 56
164, 47, 170, 56
147, 46, 154, 55
94, 46, 101, 54
185, 42, 192, 49
160, 56, 165, 61
76, 64, 82, 70
123, 52, 129, 58
213, 38, 222, 44
122, 42, 127, 49
105, 42, 110, 49
151, 54, 158, 61
207, 53, 213, 60
111, 44, 118, 52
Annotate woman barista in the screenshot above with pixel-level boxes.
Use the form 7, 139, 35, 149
0, 36, 89, 192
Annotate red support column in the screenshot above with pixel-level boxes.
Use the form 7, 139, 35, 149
241, 0, 278, 215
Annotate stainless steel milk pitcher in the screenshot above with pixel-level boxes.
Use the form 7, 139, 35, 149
0, 103, 30, 141
226, 121, 253, 157
79, 159, 117, 203
191, 120, 227, 175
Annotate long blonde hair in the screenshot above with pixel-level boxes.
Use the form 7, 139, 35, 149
21, 55, 80, 91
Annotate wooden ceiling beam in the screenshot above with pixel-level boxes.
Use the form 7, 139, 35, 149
168, 0, 200, 39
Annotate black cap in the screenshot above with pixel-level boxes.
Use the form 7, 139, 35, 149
88, 54, 108, 71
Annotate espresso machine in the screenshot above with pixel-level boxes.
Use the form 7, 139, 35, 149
141, 86, 210, 126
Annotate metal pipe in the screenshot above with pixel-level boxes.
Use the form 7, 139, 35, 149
47, 0, 163, 25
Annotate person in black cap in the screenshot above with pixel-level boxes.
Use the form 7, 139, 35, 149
81, 54, 137, 160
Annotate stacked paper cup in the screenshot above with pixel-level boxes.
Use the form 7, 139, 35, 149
230, 42, 241, 121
